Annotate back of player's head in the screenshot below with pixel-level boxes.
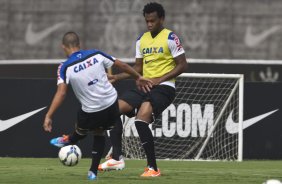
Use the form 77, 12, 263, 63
143, 2, 165, 18
62, 31, 80, 48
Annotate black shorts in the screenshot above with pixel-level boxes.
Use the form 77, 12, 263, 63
120, 85, 176, 120
76, 100, 120, 135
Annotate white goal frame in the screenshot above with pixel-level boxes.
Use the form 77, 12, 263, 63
182, 73, 244, 161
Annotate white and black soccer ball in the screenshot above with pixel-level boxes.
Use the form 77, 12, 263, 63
58, 145, 82, 166
263, 179, 282, 184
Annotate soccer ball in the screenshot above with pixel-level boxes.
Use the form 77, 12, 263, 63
263, 179, 281, 184
58, 145, 82, 166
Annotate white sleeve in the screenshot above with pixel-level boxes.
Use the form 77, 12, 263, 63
57, 70, 70, 85
135, 39, 143, 58
57, 78, 64, 85
103, 56, 116, 69
57, 63, 66, 85
96, 51, 115, 69
168, 32, 185, 58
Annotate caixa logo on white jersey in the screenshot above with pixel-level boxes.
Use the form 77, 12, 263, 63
123, 103, 214, 138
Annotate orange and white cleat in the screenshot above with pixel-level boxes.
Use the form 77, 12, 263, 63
105, 154, 112, 160
98, 158, 125, 171
140, 167, 161, 177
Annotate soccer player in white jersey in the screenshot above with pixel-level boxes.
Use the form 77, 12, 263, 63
43, 31, 152, 181
99, 2, 188, 177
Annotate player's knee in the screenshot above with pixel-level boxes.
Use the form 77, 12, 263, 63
136, 109, 153, 123
137, 102, 153, 116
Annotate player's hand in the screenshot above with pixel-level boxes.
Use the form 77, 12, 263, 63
107, 74, 117, 83
150, 77, 162, 86
136, 76, 153, 93
43, 116, 53, 132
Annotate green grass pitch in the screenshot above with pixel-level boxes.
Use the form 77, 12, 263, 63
0, 158, 281, 184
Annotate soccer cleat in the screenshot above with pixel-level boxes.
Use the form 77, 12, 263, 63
87, 171, 97, 180
98, 158, 125, 171
50, 135, 70, 148
140, 167, 161, 177
105, 154, 112, 160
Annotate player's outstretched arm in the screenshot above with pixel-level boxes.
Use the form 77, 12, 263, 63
113, 59, 152, 92
109, 58, 142, 82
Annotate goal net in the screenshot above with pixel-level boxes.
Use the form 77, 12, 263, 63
121, 73, 244, 161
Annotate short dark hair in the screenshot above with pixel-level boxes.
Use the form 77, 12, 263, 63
143, 2, 165, 18
62, 31, 80, 48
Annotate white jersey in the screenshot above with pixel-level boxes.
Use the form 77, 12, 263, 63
57, 49, 117, 113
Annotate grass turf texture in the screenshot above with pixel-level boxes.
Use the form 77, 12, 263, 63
0, 158, 281, 184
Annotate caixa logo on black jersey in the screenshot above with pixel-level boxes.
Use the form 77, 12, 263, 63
74, 58, 99, 73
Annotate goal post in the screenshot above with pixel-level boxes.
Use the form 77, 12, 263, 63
121, 73, 244, 161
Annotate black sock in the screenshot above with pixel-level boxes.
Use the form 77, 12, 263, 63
109, 117, 123, 160
69, 131, 87, 144
90, 135, 105, 175
135, 120, 157, 171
